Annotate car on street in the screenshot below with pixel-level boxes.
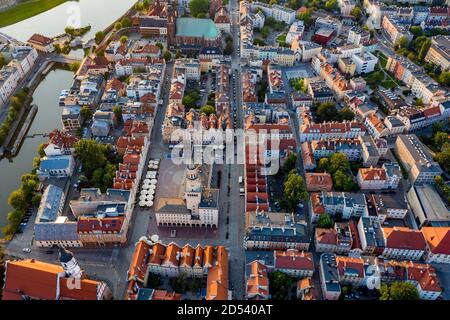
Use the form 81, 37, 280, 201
22, 248, 31, 253
170, 229, 177, 238
46, 250, 54, 254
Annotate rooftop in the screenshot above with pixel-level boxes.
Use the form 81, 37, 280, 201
176, 18, 219, 39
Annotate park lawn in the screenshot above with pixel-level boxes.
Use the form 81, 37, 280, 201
380, 80, 397, 89
0, 0, 68, 28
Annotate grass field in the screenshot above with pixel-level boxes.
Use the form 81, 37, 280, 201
0, 0, 69, 28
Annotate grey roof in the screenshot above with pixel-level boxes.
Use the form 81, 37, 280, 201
320, 253, 341, 293
199, 189, 219, 209
36, 185, 65, 223
34, 222, 78, 242
39, 155, 72, 171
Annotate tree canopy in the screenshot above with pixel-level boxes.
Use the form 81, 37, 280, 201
189, 0, 209, 17
317, 213, 334, 228
379, 282, 420, 300
283, 169, 308, 211
200, 105, 216, 116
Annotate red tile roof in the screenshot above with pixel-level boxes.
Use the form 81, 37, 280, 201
422, 227, 450, 255
383, 227, 426, 251
275, 250, 314, 271
3, 259, 102, 300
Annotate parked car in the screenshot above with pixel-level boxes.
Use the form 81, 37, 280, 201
46, 250, 54, 254
22, 248, 31, 253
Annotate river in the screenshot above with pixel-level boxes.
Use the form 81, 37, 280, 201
0, 0, 137, 234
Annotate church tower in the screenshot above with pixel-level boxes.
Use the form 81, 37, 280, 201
59, 246, 83, 279
185, 163, 202, 213
167, 0, 177, 47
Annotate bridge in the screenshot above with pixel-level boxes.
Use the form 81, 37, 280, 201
48, 54, 83, 64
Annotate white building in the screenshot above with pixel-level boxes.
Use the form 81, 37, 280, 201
352, 52, 378, 74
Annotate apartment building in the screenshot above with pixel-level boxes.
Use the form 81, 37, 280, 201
424, 35, 450, 71
381, 227, 427, 261
394, 134, 443, 185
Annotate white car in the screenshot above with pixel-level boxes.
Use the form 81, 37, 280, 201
22, 248, 31, 253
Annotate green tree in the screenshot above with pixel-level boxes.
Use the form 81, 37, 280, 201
317, 213, 334, 228
163, 50, 172, 61
418, 39, 431, 61
0, 55, 5, 69
113, 106, 123, 125
395, 36, 409, 50
325, 0, 338, 11
435, 146, 450, 173
329, 153, 350, 174
269, 271, 294, 300
434, 132, 449, 149
351, 6, 362, 19
31, 193, 42, 207
189, 0, 209, 17
155, 42, 163, 51
120, 17, 132, 28
37, 143, 46, 158
283, 170, 308, 211
200, 105, 216, 116
379, 282, 420, 300
318, 157, 330, 173
8, 189, 27, 212
297, 10, 312, 27
175, 49, 182, 59
410, 26, 423, 38
95, 31, 105, 45
114, 22, 122, 31
283, 153, 297, 173
333, 170, 357, 191
438, 71, 450, 86
119, 35, 128, 44
74, 139, 108, 174
315, 102, 338, 122
79, 106, 93, 124
338, 107, 355, 121
261, 26, 270, 38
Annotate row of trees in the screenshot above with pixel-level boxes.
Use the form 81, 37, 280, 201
0, 88, 29, 145
3, 172, 41, 237
312, 102, 355, 123
317, 153, 359, 192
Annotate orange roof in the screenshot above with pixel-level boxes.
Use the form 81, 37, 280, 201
358, 167, 387, 181
162, 242, 181, 267
422, 227, 450, 255
315, 228, 337, 245
246, 261, 269, 299
193, 245, 204, 268
275, 250, 314, 271
149, 243, 166, 265
383, 227, 426, 251
3, 259, 102, 300
203, 246, 214, 268
206, 246, 228, 300
336, 256, 365, 278
180, 244, 195, 267
305, 172, 333, 191
128, 240, 151, 282
151, 290, 182, 300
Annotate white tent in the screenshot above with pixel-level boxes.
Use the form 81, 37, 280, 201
148, 184, 156, 190
142, 184, 150, 190
146, 200, 153, 207
146, 194, 154, 201
147, 189, 155, 195
143, 179, 151, 184
140, 190, 150, 195
139, 195, 147, 201
150, 179, 157, 185
139, 200, 146, 207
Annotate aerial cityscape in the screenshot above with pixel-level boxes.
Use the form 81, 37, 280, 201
0, 0, 450, 303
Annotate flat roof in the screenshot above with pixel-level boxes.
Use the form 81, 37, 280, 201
176, 18, 219, 39
413, 184, 450, 222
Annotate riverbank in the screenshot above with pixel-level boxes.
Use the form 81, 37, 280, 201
0, 0, 69, 28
